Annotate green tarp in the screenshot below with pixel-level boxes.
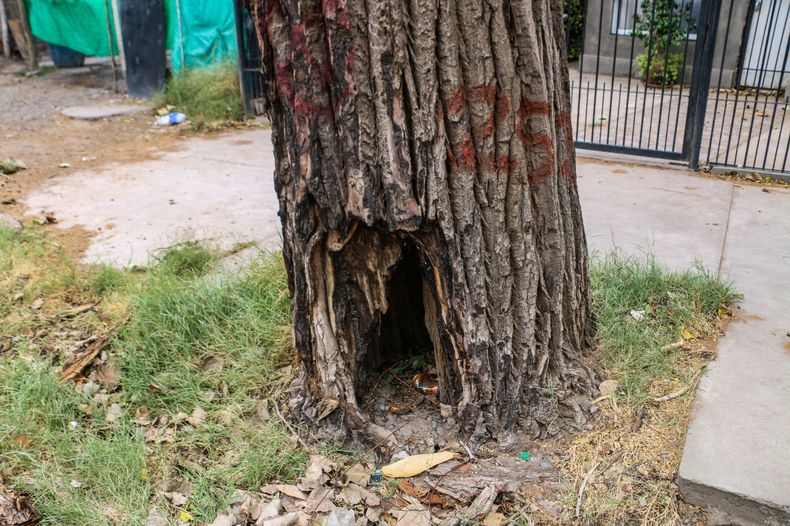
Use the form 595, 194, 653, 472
27, 0, 119, 57
165, 0, 237, 70
26, 0, 237, 68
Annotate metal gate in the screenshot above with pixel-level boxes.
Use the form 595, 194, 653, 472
568, 0, 790, 177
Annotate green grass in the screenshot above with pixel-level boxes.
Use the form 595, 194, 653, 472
154, 62, 244, 126
0, 225, 739, 524
0, 226, 305, 525
590, 251, 739, 402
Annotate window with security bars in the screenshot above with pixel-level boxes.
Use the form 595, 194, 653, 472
611, 0, 701, 39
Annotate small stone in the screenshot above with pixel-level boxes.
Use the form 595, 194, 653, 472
82, 381, 101, 397
390, 450, 410, 463
539, 460, 553, 469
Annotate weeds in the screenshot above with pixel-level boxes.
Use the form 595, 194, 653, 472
590, 251, 739, 403
0, 226, 303, 525
0, 225, 740, 525
155, 62, 244, 127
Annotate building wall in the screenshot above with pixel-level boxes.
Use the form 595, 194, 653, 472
579, 0, 749, 88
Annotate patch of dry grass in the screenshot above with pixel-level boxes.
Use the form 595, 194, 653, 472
559, 252, 738, 525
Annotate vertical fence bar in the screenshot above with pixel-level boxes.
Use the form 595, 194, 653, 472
705, 0, 736, 166
654, 0, 681, 152
671, 0, 696, 152
761, 21, 790, 169
591, 0, 605, 143
771, 94, 788, 171
638, 0, 660, 148
743, 0, 781, 168
233, 0, 251, 116
606, 0, 624, 145
622, 0, 637, 147
685, 0, 721, 169
575, 0, 588, 142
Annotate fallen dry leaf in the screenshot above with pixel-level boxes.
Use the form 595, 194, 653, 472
9, 435, 33, 449
303, 487, 334, 514
274, 485, 307, 501
164, 478, 192, 509
300, 454, 332, 489
337, 484, 364, 506
598, 379, 619, 397
483, 512, 508, 525
104, 403, 123, 423
381, 451, 455, 478
187, 407, 206, 427
143, 426, 174, 444
344, 463, 370, 487
0, 482, 40, 526
95, 359, 122, 389
395, 508, 430, 526
256, 497, 282, 522
209, 514, 234, 526
398, 480, 453, 507
257, 512, 299, 526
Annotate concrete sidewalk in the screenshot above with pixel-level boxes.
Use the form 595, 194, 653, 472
23, 131, 790, 523
24, 130, 281, 266
578, 157, 790, 525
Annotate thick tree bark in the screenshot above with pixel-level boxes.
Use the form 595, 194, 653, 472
255, 0, 598, 444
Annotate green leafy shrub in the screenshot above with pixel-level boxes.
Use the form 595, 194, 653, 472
564, 0, 585, 60
636, 52, 684, 85
633, 0, 695, 85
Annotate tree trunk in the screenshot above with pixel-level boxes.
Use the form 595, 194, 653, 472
255, 0, 598, 444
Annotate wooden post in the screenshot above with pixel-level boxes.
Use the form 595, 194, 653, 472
110, 0, 125, 76
15, 0, 36, 70
0, 0, 10, 58
174, 0, 185, 69
103, 0, 117, 91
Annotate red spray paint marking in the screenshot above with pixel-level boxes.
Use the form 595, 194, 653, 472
448, 88, 466, 116
494, 94, 510, 127
459, 137, 477, 171
468, 84, 498, 105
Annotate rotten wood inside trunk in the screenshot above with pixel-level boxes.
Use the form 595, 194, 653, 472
256, 0, 599, 444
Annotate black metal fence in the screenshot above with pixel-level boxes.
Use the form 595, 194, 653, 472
569, 0, 790, 177
233, 0, 266, 116
233, 0, 790, 177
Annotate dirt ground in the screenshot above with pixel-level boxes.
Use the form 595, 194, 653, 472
0, 56, 185, 257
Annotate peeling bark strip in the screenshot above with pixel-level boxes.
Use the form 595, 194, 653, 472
256, 0, 598, 443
